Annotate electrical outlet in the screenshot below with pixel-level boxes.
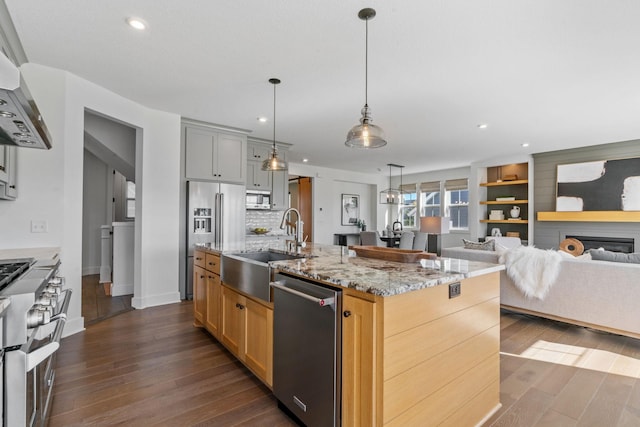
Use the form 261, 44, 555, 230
31, 220, 48, 233
449, 282, 461, 299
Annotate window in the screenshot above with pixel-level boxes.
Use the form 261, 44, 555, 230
420, 181, 440, 217
445, 178, 468, 230
126, 181, 135, 219
399, 184, 417, 229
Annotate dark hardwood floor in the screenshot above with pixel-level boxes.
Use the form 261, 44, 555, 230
51, 302, 640, 426
81, 274, 133, 325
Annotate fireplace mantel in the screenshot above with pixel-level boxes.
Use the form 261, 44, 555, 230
537, 211, 640, 222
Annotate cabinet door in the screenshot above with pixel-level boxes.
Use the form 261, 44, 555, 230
342, 295, 376, 426
221, 287, 245, 357
205, 273, 221, 338
193, 265, 207, 325
247, 143, 271, 161
246, 161, 271, 190
270, 169, 289, 211
185, 127, 216, 180
244, 298, 273, 386
216, 133, 246, 184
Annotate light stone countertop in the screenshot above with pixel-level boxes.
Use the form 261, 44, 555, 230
198, 242, 504, 297
0, 247, 60, 263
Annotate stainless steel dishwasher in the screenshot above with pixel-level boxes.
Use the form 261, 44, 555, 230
271, 273, 342, 427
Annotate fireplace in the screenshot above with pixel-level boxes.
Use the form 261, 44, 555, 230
565, 235, 635, 253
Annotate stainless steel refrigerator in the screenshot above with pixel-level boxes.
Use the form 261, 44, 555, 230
186, 180, 245, 299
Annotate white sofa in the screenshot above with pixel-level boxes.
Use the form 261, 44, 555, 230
442, 243, 640, 339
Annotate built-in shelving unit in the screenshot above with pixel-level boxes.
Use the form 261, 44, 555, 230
479, 163, 530, 240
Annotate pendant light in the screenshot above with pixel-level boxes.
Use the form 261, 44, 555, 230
262, 78, 288, 171
379, 163, 404, 204
345, 8, 387, 149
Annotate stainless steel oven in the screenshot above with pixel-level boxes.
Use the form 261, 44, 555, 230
1, 258, 70, 427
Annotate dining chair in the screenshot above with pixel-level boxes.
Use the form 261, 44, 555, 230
360, 231, 385, 246
398, 231, 415, 250
412, 232, 428, 251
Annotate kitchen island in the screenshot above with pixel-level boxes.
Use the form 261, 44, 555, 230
195, 243, 503, 426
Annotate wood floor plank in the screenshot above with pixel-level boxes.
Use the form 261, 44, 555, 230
491, 388, 554, 427
50, 299, 640, 427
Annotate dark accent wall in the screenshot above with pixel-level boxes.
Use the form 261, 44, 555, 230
533, 139, 640, 250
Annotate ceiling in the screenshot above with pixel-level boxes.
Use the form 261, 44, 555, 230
6, 0, 640, 175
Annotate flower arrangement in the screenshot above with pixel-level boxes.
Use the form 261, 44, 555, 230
357, 219, 366, 231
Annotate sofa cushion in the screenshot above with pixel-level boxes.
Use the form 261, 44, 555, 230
462, 239, 495, 251
588, 249, 640, 264
485, 236, 522, 249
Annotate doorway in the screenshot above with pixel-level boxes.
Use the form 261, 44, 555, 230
82, 110, 137, 323
289, 176, 313, 242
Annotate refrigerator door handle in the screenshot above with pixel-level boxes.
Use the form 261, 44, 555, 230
219, 193, 224, 247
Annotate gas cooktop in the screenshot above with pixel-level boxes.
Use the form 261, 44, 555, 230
0, 259, 34, 292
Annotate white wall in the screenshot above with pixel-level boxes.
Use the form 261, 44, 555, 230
288, 163, 385, 244
0, 63, 182, 336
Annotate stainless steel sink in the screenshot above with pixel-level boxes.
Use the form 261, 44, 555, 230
230, 251, 305, 263
221, 251, 305, 302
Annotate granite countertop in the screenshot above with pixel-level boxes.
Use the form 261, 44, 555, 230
203, 242, 503, 297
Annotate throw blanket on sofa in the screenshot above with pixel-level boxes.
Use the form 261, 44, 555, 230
499, 246, 562, 300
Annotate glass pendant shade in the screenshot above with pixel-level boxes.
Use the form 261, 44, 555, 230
345, 8, 387, 149
345, 105, 387, 148
262, 149, 288, 171
262, 77, 287, 171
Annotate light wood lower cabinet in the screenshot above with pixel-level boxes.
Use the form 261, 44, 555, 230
193, 265, 207, 325
205, 273, 221, 338
342, 294, 377, 426
220, 285, 273, 386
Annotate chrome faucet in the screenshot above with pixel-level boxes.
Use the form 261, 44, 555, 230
280, 208, 305, 250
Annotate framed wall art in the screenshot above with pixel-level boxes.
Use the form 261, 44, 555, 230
556, 157, 640, 211
341, 194, 360, 225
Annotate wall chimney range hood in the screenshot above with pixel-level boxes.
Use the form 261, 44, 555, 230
0, 78, 52, 149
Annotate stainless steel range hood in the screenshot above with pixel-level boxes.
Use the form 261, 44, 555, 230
0, 78, 52, 149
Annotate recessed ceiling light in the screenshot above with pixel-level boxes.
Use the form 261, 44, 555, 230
521, 142, 530, 148
257, 117, 268, 123
126, 17, 147, 30
302, 158, 309, 163
477, 124, 488, 129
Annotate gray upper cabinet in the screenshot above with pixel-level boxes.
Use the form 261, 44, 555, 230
0, 145, 18, 200
185, 125, 247, 184
271, 169, 288, 211
247, 161, 271, 189
247, 143, 272, 162
246, 140, 289, 210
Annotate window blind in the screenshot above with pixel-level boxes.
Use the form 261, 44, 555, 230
444, 178, 468, 191
420, 181, 440, 192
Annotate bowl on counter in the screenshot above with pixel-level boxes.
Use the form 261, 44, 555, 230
251, 228, 270, 235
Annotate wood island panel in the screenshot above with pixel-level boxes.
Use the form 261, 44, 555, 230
372, 272, 500, 426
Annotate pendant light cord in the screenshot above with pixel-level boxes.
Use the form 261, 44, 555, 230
365, 16, 369, 106
273, 82, 277, 152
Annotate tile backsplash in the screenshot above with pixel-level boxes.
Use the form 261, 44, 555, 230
245, 210, 290, 251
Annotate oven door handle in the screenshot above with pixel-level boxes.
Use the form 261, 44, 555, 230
26, 342, 60, 371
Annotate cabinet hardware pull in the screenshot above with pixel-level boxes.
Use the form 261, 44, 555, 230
343, 311, 351, 318
200, 275, 204, 279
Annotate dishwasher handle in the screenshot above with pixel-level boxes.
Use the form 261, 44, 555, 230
270, 281, 336, 308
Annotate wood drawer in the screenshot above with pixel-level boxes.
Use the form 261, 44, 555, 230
205, 253, 221, 274
194, 250, 206, 268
